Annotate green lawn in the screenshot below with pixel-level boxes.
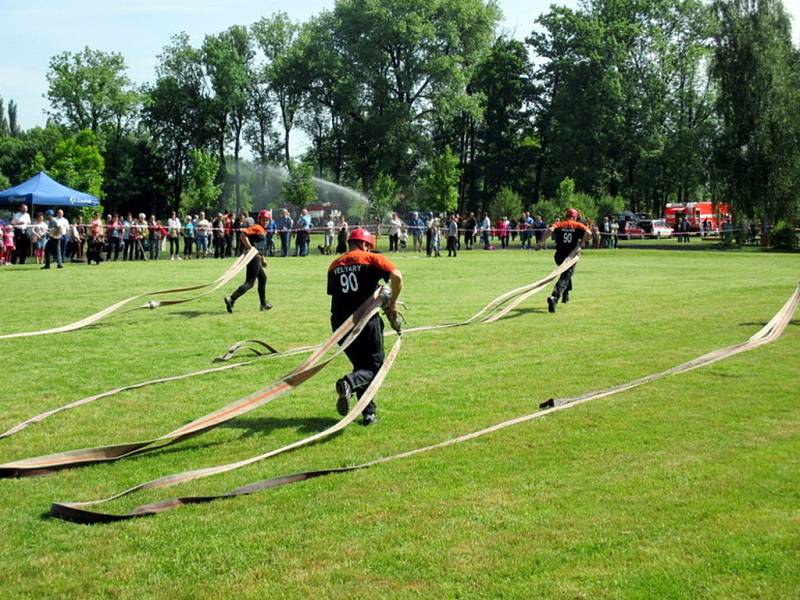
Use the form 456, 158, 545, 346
1, 242, 798, 598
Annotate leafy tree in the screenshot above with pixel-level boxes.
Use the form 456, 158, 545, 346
332, 0, 499, 189
489, 187, 523, 220
50, 130, 105, 198
470, 37, 536, 206
711, 0, 800, 232
282, 160, 317, 209
368, 173, 400, 221
144, 33, 212, 210
8, 100, 20, 137
252, 13, 304, 164
0, 98, 8, 136
202, 25, 255, 214
46, 47, 138, 133
421, 146, 461, 213
181, 149, 222, 213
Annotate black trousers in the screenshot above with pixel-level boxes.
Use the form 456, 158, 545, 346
331, 313, 383, 416
552, 252, 575, 300
14, 232, 29, 264
447, 235, 457, 256
230, 256, 267, 305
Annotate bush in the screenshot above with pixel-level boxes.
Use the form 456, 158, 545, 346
489, 187, 523, 220
770, 221, 798, 250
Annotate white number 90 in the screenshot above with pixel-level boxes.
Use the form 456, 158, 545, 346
340, 272, 359, 293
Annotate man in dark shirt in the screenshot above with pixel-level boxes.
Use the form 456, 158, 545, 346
224, 210, 273, 313
540, 208, 591, 313
327, 228, 403, 425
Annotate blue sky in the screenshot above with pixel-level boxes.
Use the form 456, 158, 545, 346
2, 0, 799, 142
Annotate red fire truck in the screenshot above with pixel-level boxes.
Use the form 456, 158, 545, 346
664, 202, 731, 232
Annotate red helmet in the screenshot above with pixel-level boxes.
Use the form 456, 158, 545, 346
566, 208, 579, 220
258, 209, 271, 220
348, 228, 375, 249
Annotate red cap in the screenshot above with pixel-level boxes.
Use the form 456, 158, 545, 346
258, 209, 271, 220
566, 208, 579, 220
348, 228, 375, 249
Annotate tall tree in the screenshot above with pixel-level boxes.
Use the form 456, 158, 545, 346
144, 33, 211, 210
712, 0, 800, 232
0, 98, 8, 136
8, 100, 20, 137
252, 13, 304, 165
46, 47, 137, 133
332, 0, 499, 191
470, 37, 537, 208
202, 26, 255, 214
421, 146, 461, 213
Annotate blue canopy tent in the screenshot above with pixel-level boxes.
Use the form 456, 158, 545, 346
0, 171, 99, 208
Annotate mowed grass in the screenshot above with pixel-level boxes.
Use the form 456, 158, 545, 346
0, 240, 798, 599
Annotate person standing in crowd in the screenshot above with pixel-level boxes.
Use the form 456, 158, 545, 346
224, 211, 273, 313
328, 228, 402, 426
336, 215, 349, 253
518, 212, 529, 249
42, 209, 65, 269
462, 212, 476, 250
107, 214, 123, 261
320, 214, 335, 255
30, 213, 48, 265
276, 208, 292, 257
182, 216, 194, 259
149, 215, 163, 260
54, 209, 70, 261
388, 212, 403, 252
86, 212, 104, 265
10, 203, 31, 264
408, 211, 424, 252
195, 211, 210, 258
446, 214, 459, 257
1, 220, 15, 265
263, 210, 276, 256
234, 213, 246, 256
223, 212, 234, 257
167, 211, 181, 260
479, 212, 491, 249
296, 208, 312, 256
498, 216, 510, 249
539, 208, 591, 313
212, 213, 224, 258
69, 217, 84, 262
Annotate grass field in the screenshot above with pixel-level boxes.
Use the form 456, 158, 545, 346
1, 240, 798, 598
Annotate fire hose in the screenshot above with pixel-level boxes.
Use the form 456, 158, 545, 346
0, 247, 260, 340
0, 249, 581, 439
50, 282, 798, 523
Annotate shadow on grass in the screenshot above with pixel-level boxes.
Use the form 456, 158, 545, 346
168, 310, 215, 319
737, 319, 800, 328
222, 416, 341, 439
492, 307, 548, 322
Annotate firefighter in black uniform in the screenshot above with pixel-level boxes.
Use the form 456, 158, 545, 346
224, 210, 273, 313
327, 228, 403, 425
540, 208, 591, 313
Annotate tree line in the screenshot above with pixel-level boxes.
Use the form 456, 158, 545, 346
0, 0, 798, 232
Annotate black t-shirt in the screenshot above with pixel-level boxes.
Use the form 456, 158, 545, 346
550, 219, 590, 257
327, 249, 397, 320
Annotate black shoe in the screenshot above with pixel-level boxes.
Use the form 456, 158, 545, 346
336, 378, 351, 416
547, 296, 556, 313
57, 264, 63, 269
362, 413, 377, 426
561, 292, 569, 304
260, 302, 272, 311
41, 266, 50, 270
224, 296, 233, 313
